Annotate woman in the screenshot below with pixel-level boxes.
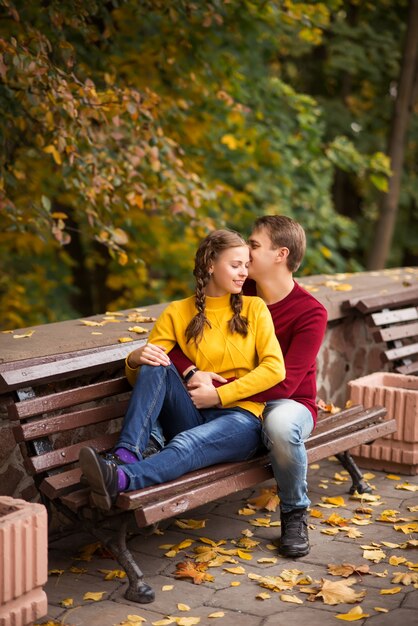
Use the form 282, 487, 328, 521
79, 229, 285, 511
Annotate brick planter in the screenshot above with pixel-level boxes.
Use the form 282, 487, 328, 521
0, 497, 48, 626
348, 372, 418, 475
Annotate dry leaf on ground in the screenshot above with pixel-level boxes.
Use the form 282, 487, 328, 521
314, 578, 366, 605
335, 606, 370, 621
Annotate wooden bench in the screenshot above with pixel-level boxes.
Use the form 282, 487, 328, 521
0, 344, 396, 604
344, 286, 418, 375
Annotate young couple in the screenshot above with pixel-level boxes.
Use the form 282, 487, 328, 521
80, 216, 327, 558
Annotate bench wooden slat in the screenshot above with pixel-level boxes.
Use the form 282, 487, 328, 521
375, 321, 418, 342
8, 377, 130, 420
384, 342, 418, 362
313, 405, 373, 433
0, 343, 144, 391
396, 361, 418, 375
371, 307, 418, 327
26, 433, 119, 474
345, 288, 418, 313
307, 408, 387, 448
13, 402, 127, 442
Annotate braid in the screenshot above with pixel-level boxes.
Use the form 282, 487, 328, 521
186, 228, 248, 344
229, 293, 248, 337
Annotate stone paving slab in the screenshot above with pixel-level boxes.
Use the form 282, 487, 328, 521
36, 458, 417, 626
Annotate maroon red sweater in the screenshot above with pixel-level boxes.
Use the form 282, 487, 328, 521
170, 280, 327, 425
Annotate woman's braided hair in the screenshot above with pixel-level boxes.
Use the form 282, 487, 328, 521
185, 229, 249, 344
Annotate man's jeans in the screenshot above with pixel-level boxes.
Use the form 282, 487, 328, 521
117, 364, 262, 491
262, 399, 313, 513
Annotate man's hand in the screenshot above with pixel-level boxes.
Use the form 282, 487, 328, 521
188, 382, 221, 409
127, 343, 171, 368
186, 371, 227, 388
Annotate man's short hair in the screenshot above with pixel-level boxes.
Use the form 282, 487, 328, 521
253, 215, 306, 272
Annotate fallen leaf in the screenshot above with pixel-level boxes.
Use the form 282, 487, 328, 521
247, 488, 280, 512
257, 557, 277, 564
69, 566, 87, 574
280, 594, 303, 604
333, 283, 353, 291
392, 571, 418, 585
327, 563, 370, 578
128, 326, 149, 334
230, 581, 241, 586
98, 568, 126, 580
162, 539, 194, 558
389, 556, 407, 566
381, 541, 400, 548
363, 549, 386, 563
80, 320, 104, 327
118, 337, 134, 343
236, 537, 259, 549
59, 598, 73, 608
395, 483, 418, 492
177, 603, 191, 611
335, 606, 370, 621
373, 607, 389, 613
175, 518, 206, 529
175, 561, 214, 585
223, 566, 246, 575
256, 592, 271, 600
175, 618, 201, 626
48, 569, 65, 576
315, 578, 366, 605
321, 496, 345, 507
394, 522, 418, 534
309, 509, 323, 518
13, 330, 34, 339
386, 474, 401, 480
83, 591, 106, 601
380, 586, 402, 595
162, 585, 174, 591
238, 507, 256, 516
123, 617, 146, 624
208, 612, 225, 618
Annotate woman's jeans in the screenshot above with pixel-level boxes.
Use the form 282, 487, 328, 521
262, 399, 313, 513
117, 364, 262, 491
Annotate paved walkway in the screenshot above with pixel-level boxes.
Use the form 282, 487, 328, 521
36, 458, 417, 626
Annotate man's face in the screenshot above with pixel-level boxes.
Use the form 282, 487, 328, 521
247, 227, 277, 280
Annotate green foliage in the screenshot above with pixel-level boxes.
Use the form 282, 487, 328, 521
0, 0, 407, 329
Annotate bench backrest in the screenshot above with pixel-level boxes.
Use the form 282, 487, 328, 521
344, 286, 418, 376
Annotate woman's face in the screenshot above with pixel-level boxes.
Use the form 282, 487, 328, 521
205, 245, 249, 297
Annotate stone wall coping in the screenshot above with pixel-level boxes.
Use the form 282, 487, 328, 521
1, 267, 417, 366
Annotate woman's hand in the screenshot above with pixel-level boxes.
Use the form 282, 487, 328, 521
188, 381, 221, 409
186, 371, 227, 388
128, 343, 171, 368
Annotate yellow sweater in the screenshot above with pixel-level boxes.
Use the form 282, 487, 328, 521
126, 293, 285, 418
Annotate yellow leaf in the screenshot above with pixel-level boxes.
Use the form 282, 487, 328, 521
310, 509, 323, 518
177, 603, 190, 611
59, 598, 73, 608
249, 517, 272, 527
80, 319, 104, 327
395, 483, 418, 492
208, 611, 225, 618
118, 337, 134, 343
152, 619, 175, 626
175, 618, 201, 626
386, 474, 401, 480
335, 606, 370, 621
257, 557, 277, 564
128, 325, 149, 334
223, 566, 246, 575
321, 496, 346, 507
315, 578, 366, 605
373, 607, 389, 613
256, 592, 271, 600
13, 330, 34, 339
237, 550, 252, 560
48, 569, 65, 576
69, 566, 87, 574
118, 252, 128, 266
175, 518, 206, 529
333, 283, 353, 291
126, 616, 146, 623
238, 507, 256, 516
221, 134, 239, 150
380, 586, 402, 595
381, 541, 400, 548
51, 212, 68, 219
389, 556, 407, 566
280, 594, 303, 604
236, 537, 259, 549
230, 581, 241, 586
83, 591, 106, 601
44, 144, 62, 164
98, 568, 126, 580
363, 549, 386, 563
162, 585, 174, 591
394, 522, 418, 534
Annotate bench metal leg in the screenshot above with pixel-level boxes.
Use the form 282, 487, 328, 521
108, 518, 155, 604
335, 451, 372, 495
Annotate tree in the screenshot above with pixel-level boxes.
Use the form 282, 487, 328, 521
367, 0, 418, 269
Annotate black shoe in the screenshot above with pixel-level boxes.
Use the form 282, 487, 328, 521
278, 508, 310, 558
143, 435, 163, 459
79, 447, 120, 511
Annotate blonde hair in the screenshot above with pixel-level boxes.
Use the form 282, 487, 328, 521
185, 229, 249, 344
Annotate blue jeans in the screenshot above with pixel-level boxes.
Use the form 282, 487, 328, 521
117, 364, 262, 491
262, 399, 313, 513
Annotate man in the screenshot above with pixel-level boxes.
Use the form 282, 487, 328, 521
170, 216, 327, 557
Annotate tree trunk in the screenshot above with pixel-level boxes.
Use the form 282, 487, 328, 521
367, 0, 418, 270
